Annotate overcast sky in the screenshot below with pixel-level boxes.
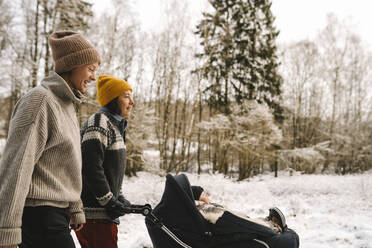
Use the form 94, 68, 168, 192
271, 0, 372, 46
91, 0, 372, 49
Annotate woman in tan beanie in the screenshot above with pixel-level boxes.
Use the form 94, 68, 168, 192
76, 75, 134, 248
0, 31, 100, 248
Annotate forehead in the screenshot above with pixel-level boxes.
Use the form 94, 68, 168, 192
73, 63, 98, 72
120, 90, 132, 96
87, 62, 99, 69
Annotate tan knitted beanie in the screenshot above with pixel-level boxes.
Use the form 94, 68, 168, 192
48, 31, 101, 73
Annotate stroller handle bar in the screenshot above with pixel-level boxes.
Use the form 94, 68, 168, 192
124, 204, 164, 227
124, 204, 152, 216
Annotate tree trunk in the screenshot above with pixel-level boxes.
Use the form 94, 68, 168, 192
31, 0, 40, 88
42, 0, 50, 76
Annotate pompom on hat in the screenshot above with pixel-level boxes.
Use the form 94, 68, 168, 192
48, 30, 101, 73
97, 75, 133, 106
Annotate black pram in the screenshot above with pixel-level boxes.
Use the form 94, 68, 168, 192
130, 174, 300, 248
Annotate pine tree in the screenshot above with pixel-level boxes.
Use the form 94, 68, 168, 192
195, 0, 283, 121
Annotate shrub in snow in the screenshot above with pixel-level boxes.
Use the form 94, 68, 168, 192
197, 100, 282, 180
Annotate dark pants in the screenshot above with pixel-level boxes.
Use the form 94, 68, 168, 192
19, 206, 75, 248
75, 219, 118, 248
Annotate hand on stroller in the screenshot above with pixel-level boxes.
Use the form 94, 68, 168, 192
104, 196, 128, 219
191, 185, 211, 204
199, 191, 211, 204
117, 195, 131, 207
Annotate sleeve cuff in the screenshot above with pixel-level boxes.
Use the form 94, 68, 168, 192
68, 200, 86, 224
96, 192, 113, 206
0, 227, 21, 246
71, 211, 86, 225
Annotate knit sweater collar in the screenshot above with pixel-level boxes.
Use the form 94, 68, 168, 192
100, 106, 127, 123
41, 72, 83, 104
99, 107, 128, 136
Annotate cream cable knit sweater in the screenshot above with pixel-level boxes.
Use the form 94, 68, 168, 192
0, 72, 85, 246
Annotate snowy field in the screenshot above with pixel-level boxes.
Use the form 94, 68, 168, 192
72, 170, 372, 248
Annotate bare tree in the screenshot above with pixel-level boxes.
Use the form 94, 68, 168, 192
279, 13, 372, 174
280, 40, 324, 148
148, 0, 199, 172
318, 14, 351, 137
197, 101, 282, 180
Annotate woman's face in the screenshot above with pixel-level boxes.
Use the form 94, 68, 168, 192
67, 62, 99, 93
117, 90, 134, 119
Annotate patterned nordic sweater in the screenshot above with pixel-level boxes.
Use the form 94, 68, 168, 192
0, 72, 85, 246
80, 110, 129, 219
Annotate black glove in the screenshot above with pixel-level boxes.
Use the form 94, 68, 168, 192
191, 186, 204, 200
117, 195, 131, 207
104, 196, 126, 220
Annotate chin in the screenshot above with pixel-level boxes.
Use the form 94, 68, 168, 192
81, 85, 88, 92
122, 114, 131, 119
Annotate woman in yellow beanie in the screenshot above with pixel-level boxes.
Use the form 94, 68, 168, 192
0, 31, 100, 248
76, 75, 134, 248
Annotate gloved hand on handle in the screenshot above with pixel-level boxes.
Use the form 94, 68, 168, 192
117, 195, 131, 207
104, 196, 129, 219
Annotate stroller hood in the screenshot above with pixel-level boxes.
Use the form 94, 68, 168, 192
173, 174, 195, 202
145, 174, 299, 248
146, 174, 212, 247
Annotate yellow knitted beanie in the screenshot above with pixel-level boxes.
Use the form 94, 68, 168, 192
97, 75, 133, 106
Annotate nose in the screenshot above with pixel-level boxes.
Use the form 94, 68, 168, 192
130, 97, 134, 105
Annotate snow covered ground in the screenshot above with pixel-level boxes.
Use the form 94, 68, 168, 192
72, 170, 372, 248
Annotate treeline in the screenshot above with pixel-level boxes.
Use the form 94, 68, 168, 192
280, 14, 372, 175
1, 0, 372, 179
